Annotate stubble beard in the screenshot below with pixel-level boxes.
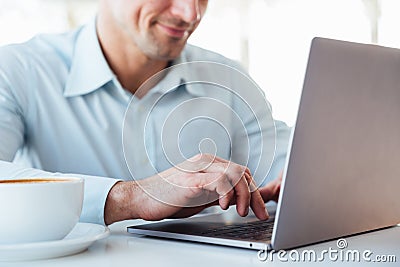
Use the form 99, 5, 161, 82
135, 28, 188, 61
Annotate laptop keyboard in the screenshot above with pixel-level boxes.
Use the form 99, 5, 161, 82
197, 220, 274, 241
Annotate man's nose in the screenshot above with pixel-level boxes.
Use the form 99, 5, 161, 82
170, 0, 201, 25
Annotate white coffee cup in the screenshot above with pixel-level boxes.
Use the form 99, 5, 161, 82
0, 177, 84, 244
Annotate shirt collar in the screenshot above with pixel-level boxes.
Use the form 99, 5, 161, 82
153, 49, 209, 98
64, 17, 114, 97
64, 18, 207, 98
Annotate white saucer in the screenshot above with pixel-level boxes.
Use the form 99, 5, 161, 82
0, 223, 110, 262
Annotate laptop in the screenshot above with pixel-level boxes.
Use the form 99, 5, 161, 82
127, 37, 400, 251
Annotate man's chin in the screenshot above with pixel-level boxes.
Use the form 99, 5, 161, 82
147, 46, 186, 61
142, 33, 188, 60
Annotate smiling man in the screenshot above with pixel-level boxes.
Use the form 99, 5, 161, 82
96, 0, 208, 96
0, 0, 290, 225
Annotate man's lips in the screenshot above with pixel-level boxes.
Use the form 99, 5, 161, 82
156, 23, 189, 38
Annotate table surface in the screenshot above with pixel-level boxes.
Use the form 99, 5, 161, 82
1, 217, 399, 267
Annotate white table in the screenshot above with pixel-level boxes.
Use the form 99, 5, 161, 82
2, 218, 399, 267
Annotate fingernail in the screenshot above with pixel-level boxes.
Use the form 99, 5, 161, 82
264, 207, 269, 220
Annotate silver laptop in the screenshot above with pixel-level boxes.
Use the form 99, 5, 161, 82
127, 37, 400, 251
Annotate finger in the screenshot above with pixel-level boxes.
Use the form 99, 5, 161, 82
233, 175, 251, 217
175, 154, 249, 185
185, 154, 243, 172
200, 162, 247, 188
220, 188, 234, 210
173, 154, 213, 173
258, 177, 282, 203
191, 154, 229, 164
245, 173, 269, 220
194, 161, 248, 210
161, 157, 240, 178
278, 170, 283, 180
258, 186, 273, 202
210, 155, 229, 163
195, 172, 235, 210
209, 157, 252, 178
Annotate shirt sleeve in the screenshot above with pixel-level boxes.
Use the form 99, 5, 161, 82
0, 75, 25, 161
0, 68, 120, 226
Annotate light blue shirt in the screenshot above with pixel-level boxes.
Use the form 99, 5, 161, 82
0, 18, 290, 225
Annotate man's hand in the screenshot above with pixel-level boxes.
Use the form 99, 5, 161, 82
259, 172, 283, 203
104, 154, 269, 225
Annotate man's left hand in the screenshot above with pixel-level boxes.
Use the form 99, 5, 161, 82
259, 172, 282, 203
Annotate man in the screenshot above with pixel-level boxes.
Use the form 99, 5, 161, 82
0, 0, 290, 225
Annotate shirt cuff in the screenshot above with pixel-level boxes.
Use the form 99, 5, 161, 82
77, 174, 122, 225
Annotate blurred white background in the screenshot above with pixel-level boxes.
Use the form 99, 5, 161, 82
0, 0, 399, 126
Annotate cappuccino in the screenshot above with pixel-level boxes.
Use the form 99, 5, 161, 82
0, 177, 84, 244
0, 178, 72, 184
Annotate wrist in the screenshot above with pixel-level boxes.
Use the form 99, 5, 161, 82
104, 181, 140, 225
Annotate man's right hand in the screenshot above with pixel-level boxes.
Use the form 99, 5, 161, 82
104, 154, 269, 225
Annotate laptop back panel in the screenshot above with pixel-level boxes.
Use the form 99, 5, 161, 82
272, 38, 400, 250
